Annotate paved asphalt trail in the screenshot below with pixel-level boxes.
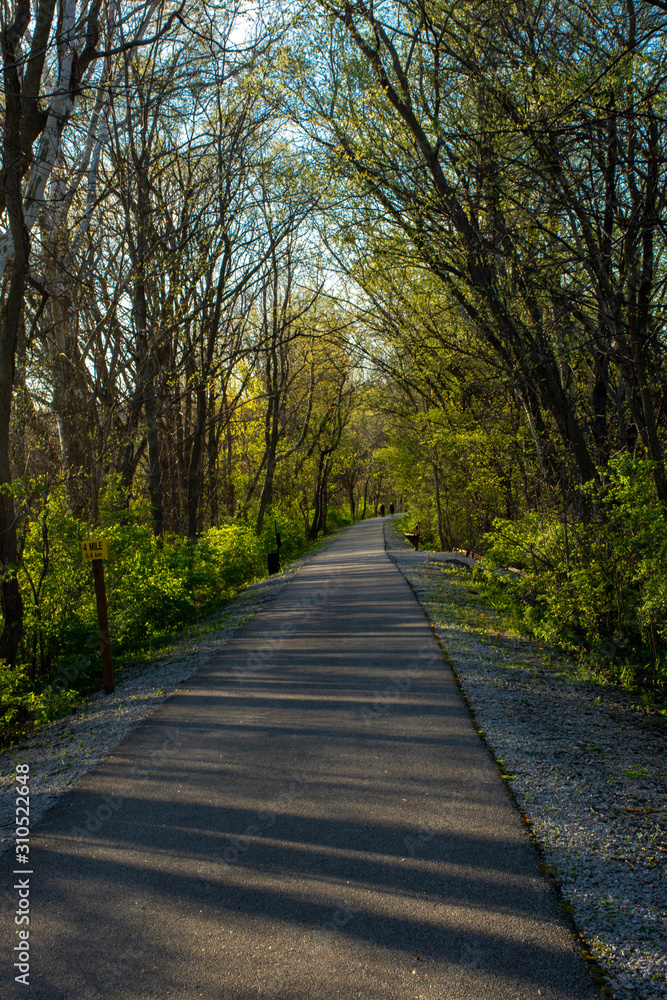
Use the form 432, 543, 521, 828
2, 519, 601, 1000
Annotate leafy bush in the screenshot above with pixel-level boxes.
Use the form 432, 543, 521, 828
0, 661, 81, 736
1, 481, 322, 743
323, 506, 353, 531
18, 484, 89, 676
189, 522, 267, 596
480, 456, 667, 705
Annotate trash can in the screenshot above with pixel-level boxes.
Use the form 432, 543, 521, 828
267, 551, 281, 574
404, 522, 420, 550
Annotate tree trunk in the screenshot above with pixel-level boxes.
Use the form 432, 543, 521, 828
256, 451, 277, 536
361, 476, 369, 519
49, 291, 93, 516
133, 224, 162, 534
0, 265, 26, 664
207, 393, 220, 528
225, 411, 235, 516
0, 23, 29, 662
144, 372, 163, 537
628, 105, 667, 504
186, 385, 207, 539
433, 465, 447, 551
309, 451, 331, 539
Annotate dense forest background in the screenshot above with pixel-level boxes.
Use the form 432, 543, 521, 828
1, 0, 667, 737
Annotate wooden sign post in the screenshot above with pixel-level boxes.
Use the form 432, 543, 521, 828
80, 539, 114, 694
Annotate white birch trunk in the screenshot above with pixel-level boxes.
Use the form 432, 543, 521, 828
0, 0, 163, 280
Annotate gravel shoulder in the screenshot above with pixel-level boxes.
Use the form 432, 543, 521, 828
0, 540, 334, 853
384, 517, 666, 1000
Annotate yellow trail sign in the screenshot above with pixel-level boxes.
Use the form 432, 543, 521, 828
81, 539, 109, 561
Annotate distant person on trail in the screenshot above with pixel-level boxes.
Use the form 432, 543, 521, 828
389, 503, 395, 515
379, 504, 385, 517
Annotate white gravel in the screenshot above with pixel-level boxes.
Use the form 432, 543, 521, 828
385, 520, 667, 1000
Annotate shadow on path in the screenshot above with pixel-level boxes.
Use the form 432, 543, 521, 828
2, 519, 601, 1000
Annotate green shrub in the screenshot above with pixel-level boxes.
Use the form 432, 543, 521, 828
479, 455, 667, 704
325, 506, 353, 531
18, 485, 89, 675
0, 479, 324, 742
192, 522, 266, 594
0, 661, 81, 741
